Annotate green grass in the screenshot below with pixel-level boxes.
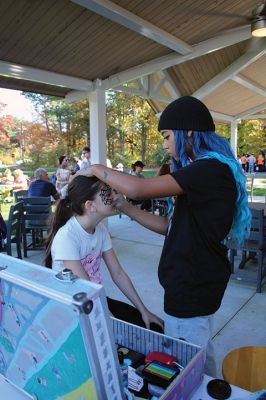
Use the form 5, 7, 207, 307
0, 200, 14, 221
253, 188, 266, 196
143, 170, 157, 178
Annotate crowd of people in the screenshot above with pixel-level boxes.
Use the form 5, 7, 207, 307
239, 153, 265, 173
0, 168, 28, 189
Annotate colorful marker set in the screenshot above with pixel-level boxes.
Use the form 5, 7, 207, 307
144, 361, 177, 381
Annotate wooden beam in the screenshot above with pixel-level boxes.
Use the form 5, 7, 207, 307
66, 25, 252, 102
193, 43, 266, 100
72, 0, 193, 54
0, 60, 92, 91
232, 75, 266, 97
241, 114, 266, 119
235, 102, 266, 119
211, 111, 234, 122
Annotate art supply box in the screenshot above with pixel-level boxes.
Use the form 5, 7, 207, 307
0, 254, 204, 400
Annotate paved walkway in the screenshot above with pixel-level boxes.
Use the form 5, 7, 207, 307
25, 213, 266, 379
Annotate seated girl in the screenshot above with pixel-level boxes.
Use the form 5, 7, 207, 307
45, 175, 163, 332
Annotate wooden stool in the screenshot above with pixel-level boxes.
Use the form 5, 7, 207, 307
222, 346, 266, 391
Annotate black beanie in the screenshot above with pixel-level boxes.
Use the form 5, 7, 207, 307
158, 96, 215, 132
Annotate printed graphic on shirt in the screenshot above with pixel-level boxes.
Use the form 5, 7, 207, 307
81, 251, 102, 283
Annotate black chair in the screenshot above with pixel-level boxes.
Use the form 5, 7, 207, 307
226, 208, 266, 293
13, 189, 28, 202
22, 197, 51, 257
4, 201, 24, 259
151, 198, 169, 216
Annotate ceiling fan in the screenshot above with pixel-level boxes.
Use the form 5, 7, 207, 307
177, 1, 266, 38
250, 2, 266, 37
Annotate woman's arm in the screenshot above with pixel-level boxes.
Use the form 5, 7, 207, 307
103, 249, 164, 330
81, 164, 184, 200
114, 193, 169, 235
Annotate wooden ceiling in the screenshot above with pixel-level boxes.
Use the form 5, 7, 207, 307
0, 0, 265, 121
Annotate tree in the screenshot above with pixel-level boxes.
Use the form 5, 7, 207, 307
22, 93, 89, 155
106, 92, 162, 166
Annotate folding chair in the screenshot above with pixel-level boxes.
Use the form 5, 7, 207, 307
226, 208, 266, 293
13, 189, 28, 202
22, 197, 51, 257
5, 201, 24, 259
151, 198, 168, 216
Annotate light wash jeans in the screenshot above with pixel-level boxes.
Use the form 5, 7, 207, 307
164, 313, 217, 377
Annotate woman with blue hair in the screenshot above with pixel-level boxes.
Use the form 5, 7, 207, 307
79, 96, 251, 376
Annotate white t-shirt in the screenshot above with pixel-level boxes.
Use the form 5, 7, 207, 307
80, 158, 91, 170
51, 216, 112, 284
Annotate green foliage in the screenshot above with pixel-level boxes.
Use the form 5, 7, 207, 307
151, 146, 170, 166
0, 92, 265, 171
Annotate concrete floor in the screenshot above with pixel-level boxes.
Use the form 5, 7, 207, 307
25, 212, 266, 379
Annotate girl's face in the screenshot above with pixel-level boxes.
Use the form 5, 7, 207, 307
161, 130, 177, 160
94, 184, 115, 215
62, 157, 69, 167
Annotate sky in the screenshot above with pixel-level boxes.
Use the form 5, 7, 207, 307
0, 88, 37, 121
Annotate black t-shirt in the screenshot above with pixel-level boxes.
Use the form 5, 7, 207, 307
158, 159, 237, 318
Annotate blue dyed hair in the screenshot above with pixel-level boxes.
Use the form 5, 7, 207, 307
171, 130, 251, 244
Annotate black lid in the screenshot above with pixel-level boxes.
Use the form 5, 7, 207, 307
207, 379, 232, 400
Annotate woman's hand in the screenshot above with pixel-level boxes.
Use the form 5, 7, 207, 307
112, 190, 127, 210
141, 308, 164, 330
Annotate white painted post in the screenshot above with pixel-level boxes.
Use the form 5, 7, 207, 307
89, 89, 107, 164
88, 88, 109, 226
230, 120, 238, 157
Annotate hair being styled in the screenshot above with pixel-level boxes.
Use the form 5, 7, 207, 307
44, 175, 101, 268
171, 130, 251, 244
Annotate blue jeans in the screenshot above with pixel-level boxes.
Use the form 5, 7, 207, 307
164, 313, 217, 377
248, 163, 254, 173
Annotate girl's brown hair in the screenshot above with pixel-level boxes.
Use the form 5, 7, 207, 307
45, 175, 101, 268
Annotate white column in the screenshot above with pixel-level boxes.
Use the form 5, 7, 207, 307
230, 120, 238, 157
88, 89, 109, 226
89, 89, 107, 164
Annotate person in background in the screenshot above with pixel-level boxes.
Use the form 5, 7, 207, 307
28, 168, 59, 200
56, 156, 71, 198
131, 160, 145, 178
13, 169, 28, 190
80, 146, 91, 170
2, 168, 14, 184
72, 156, 81, 173
45, 175, 163, 332
247, 154, 256, 173
115, 163, 124, 172
257, 154, 264, 172
79, 96, 251, 377
127, 161, 147, 208
240, 154, 247, 172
